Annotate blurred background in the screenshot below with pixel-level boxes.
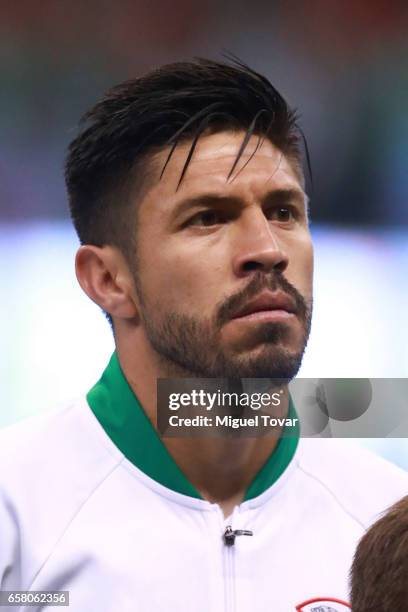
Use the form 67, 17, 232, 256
0, 2, 407, 465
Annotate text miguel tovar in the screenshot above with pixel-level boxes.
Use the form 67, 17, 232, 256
168, 414, 299, 429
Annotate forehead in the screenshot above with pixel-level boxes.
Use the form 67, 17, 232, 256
138, 131, 304, 215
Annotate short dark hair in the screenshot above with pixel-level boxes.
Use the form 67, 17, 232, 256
65, 57, 305, 324
350, 495, 408, 611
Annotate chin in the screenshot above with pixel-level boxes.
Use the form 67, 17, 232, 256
224, 345, 304, 380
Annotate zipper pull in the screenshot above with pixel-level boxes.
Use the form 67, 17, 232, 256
223, 525, 253, 546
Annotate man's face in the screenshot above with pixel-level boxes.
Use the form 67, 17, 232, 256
129, 131, 313, 378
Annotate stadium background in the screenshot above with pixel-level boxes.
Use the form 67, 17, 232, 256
1, 2, 407, 466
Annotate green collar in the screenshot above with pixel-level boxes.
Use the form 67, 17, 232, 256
87, 352, 299, 501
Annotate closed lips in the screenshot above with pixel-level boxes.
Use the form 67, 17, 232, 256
233, 291, 296, 318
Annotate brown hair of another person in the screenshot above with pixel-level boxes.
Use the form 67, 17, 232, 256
350, 494, 408, 611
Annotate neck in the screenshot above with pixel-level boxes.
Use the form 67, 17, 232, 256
116, 332, 288, 518
164, 436, 281, 518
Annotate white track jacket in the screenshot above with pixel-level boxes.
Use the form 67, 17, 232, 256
0, 353, 407, 611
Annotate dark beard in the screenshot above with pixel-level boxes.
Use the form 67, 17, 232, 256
136, 271, 312, 380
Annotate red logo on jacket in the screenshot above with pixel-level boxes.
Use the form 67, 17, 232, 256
296, 597, 351, 611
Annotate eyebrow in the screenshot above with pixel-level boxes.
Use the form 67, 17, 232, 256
171, 188, 309, 221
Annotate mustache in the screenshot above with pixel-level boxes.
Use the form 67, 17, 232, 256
216, 271, 309, 326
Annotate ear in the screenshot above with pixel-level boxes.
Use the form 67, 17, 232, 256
75, 245, 138, 321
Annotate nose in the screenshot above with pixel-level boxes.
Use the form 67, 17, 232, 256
232, 210, 289, 278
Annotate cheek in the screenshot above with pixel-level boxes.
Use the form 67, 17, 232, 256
287, 236, 314, 298
142, 232, 227, 303
302, 249, 314, 300
138, 247, 216, 311
303, 243, 314, 287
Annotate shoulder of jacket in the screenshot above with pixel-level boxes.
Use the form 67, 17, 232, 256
0, 399, 122, 588
0, 399, 120, 473
296, 438, 408, 528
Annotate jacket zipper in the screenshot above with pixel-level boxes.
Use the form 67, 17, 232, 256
222, 524, 253, 612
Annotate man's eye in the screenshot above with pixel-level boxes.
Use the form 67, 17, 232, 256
188, 210, 224, 227
266, 207, 295, 223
